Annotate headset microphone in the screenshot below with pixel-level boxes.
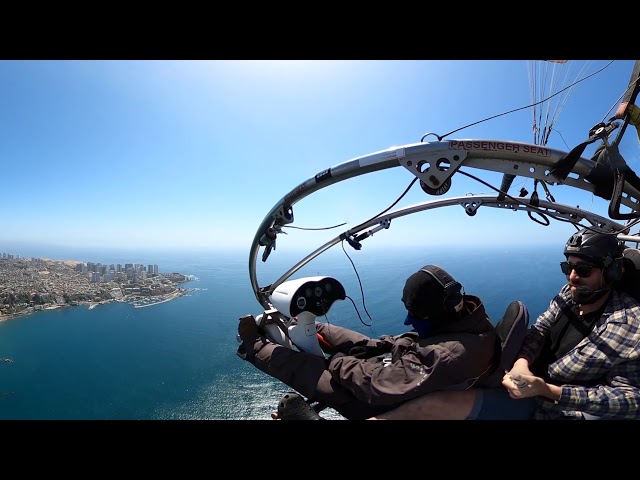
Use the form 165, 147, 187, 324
572, 285, 609, 305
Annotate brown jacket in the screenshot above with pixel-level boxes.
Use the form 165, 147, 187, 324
325, 295, 497, 406
238, 294, 498, 419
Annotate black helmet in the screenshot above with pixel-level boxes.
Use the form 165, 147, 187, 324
563, 228, 622, 266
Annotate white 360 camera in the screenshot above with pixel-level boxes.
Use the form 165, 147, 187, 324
266, 276, 346, 356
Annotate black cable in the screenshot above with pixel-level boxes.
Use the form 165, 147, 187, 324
350, 177, 419, 233
458, 168, 640, 236
283, 222, 347, 231
426, 61, 614, 142
340, 241, 374, 328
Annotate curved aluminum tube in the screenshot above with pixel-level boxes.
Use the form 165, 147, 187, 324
253, 195, 630, 307
249, 139, 640, 308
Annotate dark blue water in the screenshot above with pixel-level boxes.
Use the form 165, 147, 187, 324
0, 245, 565, 419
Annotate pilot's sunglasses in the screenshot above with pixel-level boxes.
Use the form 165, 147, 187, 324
560, 261, 599, 278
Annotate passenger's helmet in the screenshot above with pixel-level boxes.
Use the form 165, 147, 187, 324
563, 228, 623, 266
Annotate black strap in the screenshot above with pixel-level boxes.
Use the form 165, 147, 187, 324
531, 298, 605, 381
548, 121, 616, 182
608, 168, 640, 220
555, 138, 640, 220
549, 137, 595, 182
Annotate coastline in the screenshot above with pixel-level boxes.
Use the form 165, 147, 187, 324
1, 257, 195, 326
0, 288, 188, 324
0, 311, 29, 323
0, 302, 76, 324
132, 290, 184, 308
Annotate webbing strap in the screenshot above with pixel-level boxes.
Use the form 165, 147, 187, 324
549, 130, 601, 182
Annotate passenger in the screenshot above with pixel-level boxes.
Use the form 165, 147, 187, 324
370, 228, 640, 420
236, 265, 499, 420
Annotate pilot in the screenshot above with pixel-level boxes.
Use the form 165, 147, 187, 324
236, 264, 498, 420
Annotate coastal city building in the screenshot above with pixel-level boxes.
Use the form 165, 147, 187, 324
0, 252, 189, 321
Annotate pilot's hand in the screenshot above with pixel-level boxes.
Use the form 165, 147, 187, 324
237, 315, 260, 342
502, 373, 545, 399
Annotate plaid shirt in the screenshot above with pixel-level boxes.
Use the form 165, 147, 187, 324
519, 285, 640, 420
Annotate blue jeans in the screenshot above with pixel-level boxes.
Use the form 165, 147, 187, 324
466, 387, 537, 420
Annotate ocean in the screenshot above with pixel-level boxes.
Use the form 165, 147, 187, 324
0, 245, 566, 420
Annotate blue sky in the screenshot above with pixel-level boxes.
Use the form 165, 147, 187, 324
1, 60, 638, 258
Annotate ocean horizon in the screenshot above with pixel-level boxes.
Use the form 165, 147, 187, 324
0, 244, 566, 420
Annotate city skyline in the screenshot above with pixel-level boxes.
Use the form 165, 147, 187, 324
2, 250, 161, 274
0, 253, 188, 320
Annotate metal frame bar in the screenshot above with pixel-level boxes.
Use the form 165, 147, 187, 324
248, 139, 640, 309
